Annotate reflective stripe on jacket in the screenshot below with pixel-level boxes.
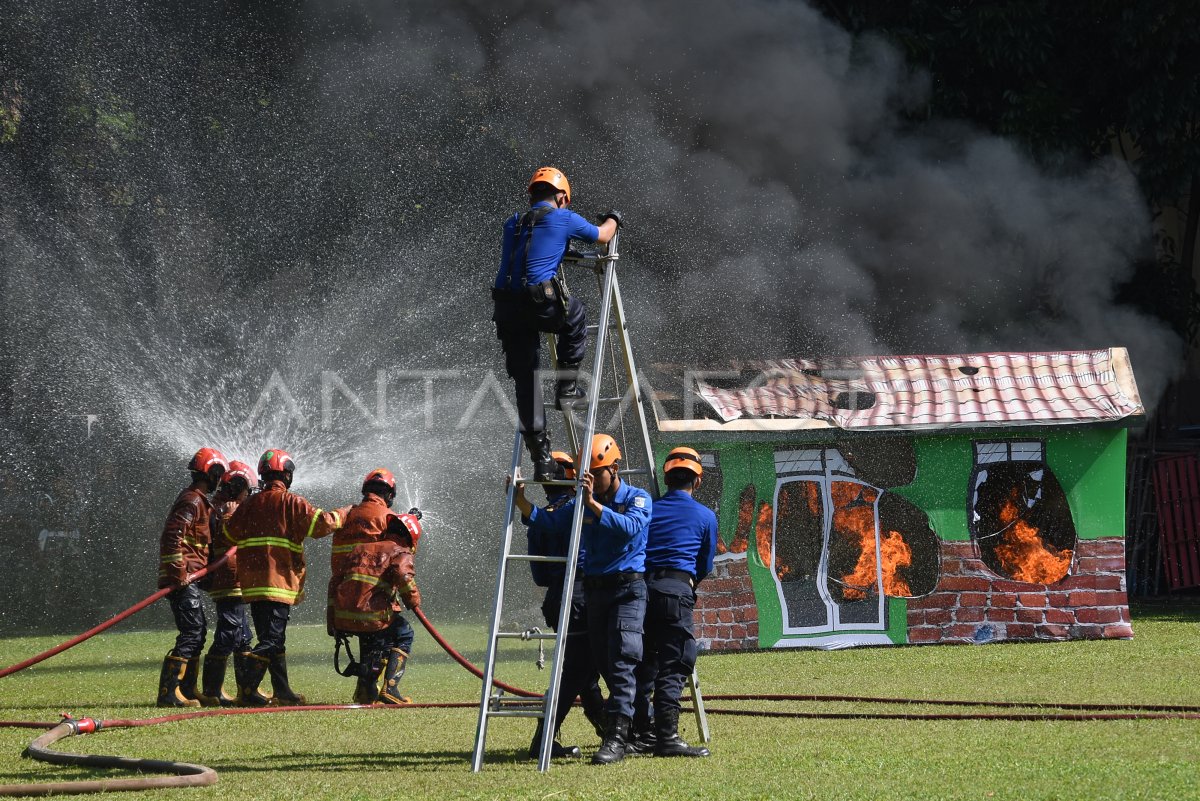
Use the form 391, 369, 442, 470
224, 479, 344, 605
158, 487, 213, 589
329, 540, 418, 633
206, 500, 242, 600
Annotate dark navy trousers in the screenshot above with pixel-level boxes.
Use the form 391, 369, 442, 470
635, 574, 698, 719
168, 583, 207, 658
208, 599, 252, 657
585, 578, 646, 720
543, 579, 602, 732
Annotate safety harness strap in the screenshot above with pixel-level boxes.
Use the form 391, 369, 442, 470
505, 205, 554, 290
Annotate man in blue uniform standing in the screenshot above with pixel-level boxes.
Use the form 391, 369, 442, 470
524, 451, 607, 760
493, 167, 622, 481
637, 447, 716, 757
515, 433, 651, 765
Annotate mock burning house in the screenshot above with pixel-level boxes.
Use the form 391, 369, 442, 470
649, 348, 1143, 650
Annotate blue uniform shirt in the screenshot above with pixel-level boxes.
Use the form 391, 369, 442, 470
494, 201, 600, 290
526, 494, 586, 587
526, 481, 651, 576
645, 489, 718, 582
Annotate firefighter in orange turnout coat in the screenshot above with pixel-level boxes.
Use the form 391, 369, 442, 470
156, 447, 228, 707
330, 492, 423, 705
223, 449, 350, 706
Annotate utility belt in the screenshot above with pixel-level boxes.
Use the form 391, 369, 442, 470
492, 270, 571, 314
582, 571, 645, 591
649, 568, 696, 589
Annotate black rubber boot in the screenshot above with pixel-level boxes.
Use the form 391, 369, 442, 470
591, 714, 631, 765
352, 654, 384, 704
179, 656, 201, 704
653, 708, 710, 758
624, 722, 657, 756
523, 431, 555, 483
528, 719, 582, 760
198, 653, 235, 707
267, 651, 306, 706
157, 654, 201, 708
581, 684, 607, 739
234, 652, 272, 707
379, 648, 411, 704
555, 361, 586, 411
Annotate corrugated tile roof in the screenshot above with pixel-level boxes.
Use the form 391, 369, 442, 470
677, 348, 1142, 432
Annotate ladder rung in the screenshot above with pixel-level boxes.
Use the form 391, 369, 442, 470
515, 478, 577, 487
585, 323, 622, 334
507, 554, 568, 564
545, 396, 624, 408
496, 631, 558, 640
485, 709, 545, 719
619, 467, 650, 476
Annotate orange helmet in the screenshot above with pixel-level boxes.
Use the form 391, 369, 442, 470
362, 467, 397, 495
258, 448, 295, 477
588, 434, 621, 470
222, 460, 259, 490
664, 446, 703, 476
551, 451, 577, 480
528, 166, 571, 204
387, 511, 423, 549
188, 447, 229, 477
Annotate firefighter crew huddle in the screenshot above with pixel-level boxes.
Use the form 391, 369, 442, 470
156, 449, 424, 708
492, 166, 622, 482
514, 435, 716, 763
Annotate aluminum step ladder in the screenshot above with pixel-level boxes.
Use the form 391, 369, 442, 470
471, 230, 708, 772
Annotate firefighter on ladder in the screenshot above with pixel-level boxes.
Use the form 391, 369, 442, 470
492, 166, 622, 481
631, 447, 716, 757
328, 467, 422, 704
515, 434, 651, 765
223, 449, 350, 706
195, 459, 257, 706
524, 451, 608, 759
156, 447, 228, 707
330, 508, 424, 704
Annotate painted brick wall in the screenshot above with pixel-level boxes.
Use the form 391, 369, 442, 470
694, 554, 758, 650
906, 538, 1132, 644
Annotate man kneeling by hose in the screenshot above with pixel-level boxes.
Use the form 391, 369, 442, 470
330, 509, 424, 704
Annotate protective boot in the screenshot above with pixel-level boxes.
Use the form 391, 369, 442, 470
523, 431, 555, 483
267, 651, 306, 706
378, 648, 412, 704
624, 716, 657, 756
352, 655, 385, 704
528, 719, 581, 760
653, 708, 710, 758
233, 651, 272, 707
179, 656, 201, 704
197, 653, 236, 707
581, 684, 607, 739
157, 654, 201, 708
555, 361, 586, 410
591, 714, 631, 765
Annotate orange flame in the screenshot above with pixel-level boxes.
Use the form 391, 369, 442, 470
834, 482, 913, 600
993, 490, 1071, 584
755, 502, 775, 574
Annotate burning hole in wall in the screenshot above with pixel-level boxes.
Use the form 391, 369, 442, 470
970, 442, 1075, 584
825, 486, 939, 601
721, 484, 755, 555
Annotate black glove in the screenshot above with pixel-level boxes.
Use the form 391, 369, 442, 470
599, 209, 624, 228
408, 507, 423, 521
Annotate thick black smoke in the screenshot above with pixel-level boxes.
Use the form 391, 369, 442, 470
0, 0, 1175, 630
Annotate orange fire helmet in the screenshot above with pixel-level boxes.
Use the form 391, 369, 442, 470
589, 434, 621, 471
188, 447, 229, 477
258, 448, 296, 477
528, 166, 571, 204
551, 451, 577, 480
387, 511, 423, 549
222, 460, 259, 490
663, 447, 703, 477
362, 467, 397, 495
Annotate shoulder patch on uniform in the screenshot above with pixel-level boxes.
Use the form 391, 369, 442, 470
632, 495, 646, 508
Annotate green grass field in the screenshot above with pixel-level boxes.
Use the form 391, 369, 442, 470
1, 602, 1199, 800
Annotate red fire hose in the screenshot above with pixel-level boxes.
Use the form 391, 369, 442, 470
0, 550, 237, 680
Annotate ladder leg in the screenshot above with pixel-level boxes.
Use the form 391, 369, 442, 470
687, 670, 711, 744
